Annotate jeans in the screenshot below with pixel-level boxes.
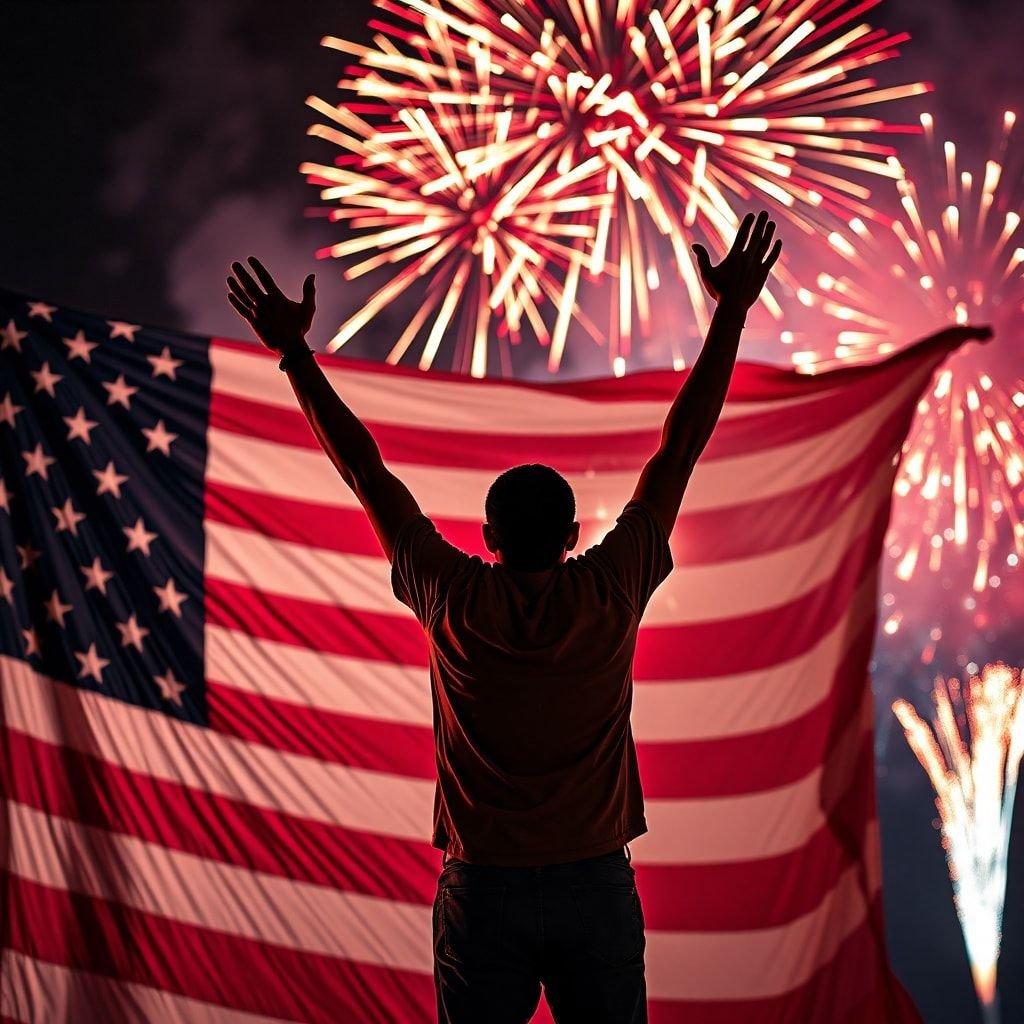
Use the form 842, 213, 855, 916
433, 847, 647, 1023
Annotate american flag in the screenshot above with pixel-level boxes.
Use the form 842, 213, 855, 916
0, 285, 955, 1022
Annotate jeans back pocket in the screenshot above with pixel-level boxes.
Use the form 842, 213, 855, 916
439, 883, 506, 967
570, 882, 644, 967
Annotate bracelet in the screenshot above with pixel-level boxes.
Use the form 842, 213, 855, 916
278, 345, 314, 372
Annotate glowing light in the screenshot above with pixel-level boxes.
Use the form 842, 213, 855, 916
893, 663, 1024, 1020
315, 1, 928, 372
800, 114, 1024, 597
303, 66, 606, 375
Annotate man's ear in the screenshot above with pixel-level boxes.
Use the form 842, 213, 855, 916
483, 522, 500, 555
566, 522, 581, 552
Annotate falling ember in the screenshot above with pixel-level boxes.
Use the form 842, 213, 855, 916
317, 0, 928, 372
893, 663, 1024, 1023
301, 60, 606, 375
804, 113, 1024, 597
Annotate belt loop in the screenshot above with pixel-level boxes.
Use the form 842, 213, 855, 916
624, 843, 632, 864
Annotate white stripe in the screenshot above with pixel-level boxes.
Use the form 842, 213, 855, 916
5, 800, 429, 973
647, 860, 880, 1000
634, 577, 877, 741
0, 656, 864, 864
204, 461, 894, 626
205, 625, 431, 725
4, 801, 878, 1000
206, 572, 875, 743
210, 342, 838, 434
0, 950, 291, 1024
205, 364, 928, 518
634, 698, 871, 864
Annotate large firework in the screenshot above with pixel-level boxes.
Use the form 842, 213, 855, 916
797, 113, 1024, 603
893, 663, 1024, 1024
311, 0, 928, 372
301, 70, 607, 376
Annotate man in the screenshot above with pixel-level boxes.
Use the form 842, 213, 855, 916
227, 211, 782, 1023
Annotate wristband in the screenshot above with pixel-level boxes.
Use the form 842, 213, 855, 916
278, 345, 314, 372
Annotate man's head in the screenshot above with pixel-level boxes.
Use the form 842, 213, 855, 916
483, 464, 580, 571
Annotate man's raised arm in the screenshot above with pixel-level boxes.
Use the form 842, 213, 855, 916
227, 257, 420, 559
632, 211, 782, 535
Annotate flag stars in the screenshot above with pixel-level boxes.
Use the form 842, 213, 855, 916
27, 301, 57, 321
45, 589, 73, 627
63, 329, 98, 362
75, 643, 110, 683
142, 419, 178, 456
115, 614, 149, 652
2, 320, 27, 352
153, 668, 185, 705
22, 442, 56, 480
153, 577, 188, 617
0, 479, 12, 513
81, 556, 114, 594
22, 627, 40, 657
17, 543, 41, 571
103, 374, 138, 409
0, 392, 24, 428
124, 517, 157, 555
51, 498, 86, 536
64, 407, 99, 443
30, 362, 63, 397
93, 461, 128, 498
107, 320, 140, 342
147, 346, 183, 380
0, 567, 13, 603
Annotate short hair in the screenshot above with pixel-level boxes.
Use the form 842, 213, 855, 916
485, 464, 576, 571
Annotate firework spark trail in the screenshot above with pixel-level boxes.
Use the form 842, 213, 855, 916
312, 0, 928, 372
797, 113, 1024, 601
301, 53, 608, 376
893, 663, 1024, 1023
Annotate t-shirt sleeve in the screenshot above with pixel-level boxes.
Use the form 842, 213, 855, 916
585, 500, 673, 615
390, 514, 469, 626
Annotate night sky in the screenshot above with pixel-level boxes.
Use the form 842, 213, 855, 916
2, 2, 1023, 1021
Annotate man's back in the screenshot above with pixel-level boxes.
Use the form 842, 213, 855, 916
392, 501, 672, 866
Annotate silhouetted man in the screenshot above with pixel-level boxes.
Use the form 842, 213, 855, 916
228, 210, 782, 1023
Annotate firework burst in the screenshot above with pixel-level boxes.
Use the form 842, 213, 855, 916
893, 663, 1024, 1023
314, 0, 928, 371
301, 69, 608, 376
797, 113, 1024, 598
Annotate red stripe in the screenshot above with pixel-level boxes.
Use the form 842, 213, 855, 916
5, 872, 902, 1023
204, 617, 875, 799
204, 499, 889, 681
636, 621, 876, 797
208, 352, 916, 468
2, 725, 875, 933
645, 898, 894, 1023
204, 391, 913, 567
638, 736, 879, 931
4, 874, 433, 1024
636, 505, 889, 680
2, 727, 437, 908
209, 328, 955, 403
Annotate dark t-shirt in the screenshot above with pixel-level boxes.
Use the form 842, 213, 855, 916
391, 500, 673, 866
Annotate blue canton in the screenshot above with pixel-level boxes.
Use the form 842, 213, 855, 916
0, 287, 210, 724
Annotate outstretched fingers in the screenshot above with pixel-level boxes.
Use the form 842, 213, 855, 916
227, 292, 256, 324
730, 212, 756, 256
248, 256, 282, 297
227, 275, 256, 310
230, 260, 265, 303
757, 219, 777, 259
746, 210, 770, 254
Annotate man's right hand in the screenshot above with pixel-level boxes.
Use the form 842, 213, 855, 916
691, 211, 782, 311
227, 256, 316, 355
